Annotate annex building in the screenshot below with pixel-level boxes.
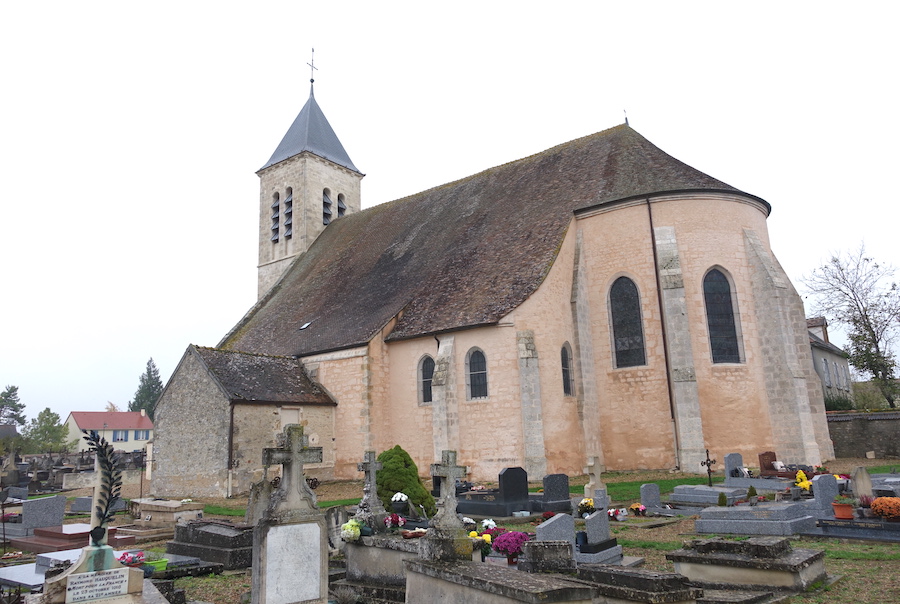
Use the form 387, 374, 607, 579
151, 84, 834, 497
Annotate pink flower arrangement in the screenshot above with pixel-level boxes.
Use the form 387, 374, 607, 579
492, 531, 529, 556
117, 551, 145, 566
384, 513, 406, 528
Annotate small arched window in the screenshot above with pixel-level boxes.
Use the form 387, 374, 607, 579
284, 188, 293, 239
609, 276, 646, 368
270, 193, 280, 242
703, 268, 742, 363
419, 356, 435, 404
323, 189, 333, 225
466, 349, 488, 399
561, 344, 575, 396
337, 193, 347, 218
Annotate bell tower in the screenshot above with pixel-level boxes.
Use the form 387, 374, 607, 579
256, 68, 363, 298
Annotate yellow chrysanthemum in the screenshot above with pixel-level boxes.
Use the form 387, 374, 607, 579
469, 531, 478, 538
483, 533, 491, 544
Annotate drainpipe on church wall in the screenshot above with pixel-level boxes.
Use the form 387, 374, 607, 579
227, 402, 235, 498
645, 197, 682, 471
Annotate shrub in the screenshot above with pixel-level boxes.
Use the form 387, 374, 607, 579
717, 492, 728, 507
376, 445, 436, 516
824, 393, 854, 411
747, 486, 757, 498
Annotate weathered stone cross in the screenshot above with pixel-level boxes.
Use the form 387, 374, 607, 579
430, 450, 466, 529
583, 455, 606, 497
262, 424, 323, 510
357, 451, 387, 513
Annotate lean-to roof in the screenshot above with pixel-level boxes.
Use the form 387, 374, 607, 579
222, 124, 758, 357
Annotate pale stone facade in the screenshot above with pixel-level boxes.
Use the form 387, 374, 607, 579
151, 100, 835, 496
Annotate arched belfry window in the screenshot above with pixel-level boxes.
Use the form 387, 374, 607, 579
561, 343, 575, 396
323, 189, 333, 225
270, 193, 280, 242
419, 356, 435, 404
466, 348, 488, 399
610, 276, 646, 368
284, 188, 293, 239
703, 268, 742, 363
337, 193, 346, 218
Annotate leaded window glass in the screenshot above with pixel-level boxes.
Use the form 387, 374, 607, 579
610, 277, 646, 367
703, 269, 741, 363
561, 345, 574, 396
420, 356, 435, 404
468, 349, 488, 399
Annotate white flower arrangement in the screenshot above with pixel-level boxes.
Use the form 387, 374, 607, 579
340, 519, 361, 542
481, 519, 496, 530
462, 517, 475, 525
391, 492, 409, 502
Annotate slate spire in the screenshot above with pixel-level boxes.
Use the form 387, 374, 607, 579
260, 83, 360, 173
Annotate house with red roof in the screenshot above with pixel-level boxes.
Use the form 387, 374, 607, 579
64, 411, 154, 452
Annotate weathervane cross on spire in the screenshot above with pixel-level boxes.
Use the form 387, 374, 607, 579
308, 48, 318, 84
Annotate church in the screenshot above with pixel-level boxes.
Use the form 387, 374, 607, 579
151, 83, 834, 498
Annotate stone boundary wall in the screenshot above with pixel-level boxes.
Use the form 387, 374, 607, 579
827, 412, 900, 458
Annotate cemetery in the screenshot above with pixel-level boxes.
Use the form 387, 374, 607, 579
0, 431, 897, 604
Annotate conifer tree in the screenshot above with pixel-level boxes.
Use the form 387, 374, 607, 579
129, 359, 163, 420
0, 385, 27, 426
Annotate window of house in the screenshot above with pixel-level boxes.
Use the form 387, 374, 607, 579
822, 358, 832, 387
134, 430, 150, 441
466, 349, 488, 399
337, 193, 346, 218
323, 189, 333, 225
271, 193, 280, 242
561, 344, 575, 396
112, 430, 128, 442
284, 188, 293, 239
419, 356, 435, 404
703, 268, 742, 363
609, 276, 646, 368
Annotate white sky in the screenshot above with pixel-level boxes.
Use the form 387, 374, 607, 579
2, 2, 898, 422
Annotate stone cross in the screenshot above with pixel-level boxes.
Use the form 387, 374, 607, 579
430, 450, 466, 529
354, 451, 387, 528
262, 424, 323, 511
583, 455, 606, 498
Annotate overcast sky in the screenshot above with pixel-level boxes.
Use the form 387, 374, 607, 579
2, 2, 898, 423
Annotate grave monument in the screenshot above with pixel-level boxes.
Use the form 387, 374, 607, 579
249, 424, 327, 604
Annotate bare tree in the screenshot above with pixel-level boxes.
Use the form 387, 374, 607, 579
804, 245, 900, 408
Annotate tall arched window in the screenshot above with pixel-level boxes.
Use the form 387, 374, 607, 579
610, 276, 646, 368
466, 349, 488, 399
561, 344, 575, 396
270, 193, 280, 242
323, 189, 333, 225
419, 356, 435, 404
284, 187, 293, 239
703, 268, 742, 363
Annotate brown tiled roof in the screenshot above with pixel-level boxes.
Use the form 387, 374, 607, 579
193, 346, 334, 404
68, 412, 154, 431
221, 124, 760, 357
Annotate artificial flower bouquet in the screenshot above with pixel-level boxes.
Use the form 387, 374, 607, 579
341, 519, 362, 542
577, 498, 596, 516
384, 513, 406, 529
391, 492, 409, 502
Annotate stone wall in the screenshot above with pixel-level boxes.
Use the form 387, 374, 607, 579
827, 412, 900, 458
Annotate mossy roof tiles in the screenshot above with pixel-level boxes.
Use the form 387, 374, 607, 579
222, 124, 760, 357
194, 346, 333, 404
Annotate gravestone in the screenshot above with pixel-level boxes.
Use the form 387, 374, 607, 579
530, 473, 572, 513
583, 455, 605, 498
810, 474, 839, 513
1, 495, 67, 539
420, 450, 472, 561
250, 424, 327, 604
640, 484, 662, 509
166, 520, 254, 570
456, 466, 530, 516
851, 466, 874, 499
535, 512, 575, 549
354, 451, 387, 531
578, 501, 623, 564
33, 431, 147, 603
724, 452, 744, 478
324, 506, 349, 555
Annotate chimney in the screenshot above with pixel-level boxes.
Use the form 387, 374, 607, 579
140, 408, 146, 417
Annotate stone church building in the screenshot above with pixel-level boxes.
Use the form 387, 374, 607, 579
151, 85, 834, 497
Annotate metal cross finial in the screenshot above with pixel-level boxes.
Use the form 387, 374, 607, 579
700, 449, 717, 487
308, 48, 318, 84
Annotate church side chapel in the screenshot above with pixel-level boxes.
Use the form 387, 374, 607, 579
151, 77, 833, 498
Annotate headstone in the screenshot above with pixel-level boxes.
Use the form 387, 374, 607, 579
34, 431, 146, 603
324, 506, 349, 555
540, 474, 571, 512
583, 455, 605, 498
758, 451, 777, 473
640, 484, 662, 509
354, 451, 387, 531
811, 474, 839, 512
577, 508, 623, 564
851, 467, 874, 499
250, 424, 328, 604
535, 512, 575, 549
724, 452, 743, 478
498, 467, 528, 505
420, 450, 472, 561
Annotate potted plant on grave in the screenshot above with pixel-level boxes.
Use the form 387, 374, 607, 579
577, 498, 595, 518
492, 531, 529, 565
383, 513, 406, 532
871, 497, 900, 522
832, 494, 857, 519
857, 494, 875, 518
340, 519, 362, 543
390, 492, 409, 514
